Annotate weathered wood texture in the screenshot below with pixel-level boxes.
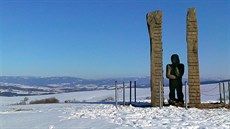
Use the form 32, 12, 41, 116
187, 8, 201, 107
146, 11, 163, 107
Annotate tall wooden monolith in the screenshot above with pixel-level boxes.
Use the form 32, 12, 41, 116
186, 8, 201, 107
146, 10, 163, 107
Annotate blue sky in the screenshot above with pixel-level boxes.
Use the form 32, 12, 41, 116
0, 0, 229, 79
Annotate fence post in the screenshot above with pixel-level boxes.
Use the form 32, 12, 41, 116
223, 82, 226, 105
130, 81, 132, 105
134, 81, 137, 103
115, 81, 118, 108
123, 81, 125, 106
219, 82, 222, 103
228, 81, 230, 104
159, 81, 162, 109
185, 81, 188, 109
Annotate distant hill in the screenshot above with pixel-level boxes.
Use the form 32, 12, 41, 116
0, 76, 150, 96
0, 76, 229, 96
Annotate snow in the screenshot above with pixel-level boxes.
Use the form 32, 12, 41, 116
65, 104, 230, 128
0, 83, 230, 129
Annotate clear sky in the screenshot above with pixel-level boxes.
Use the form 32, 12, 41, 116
0, 0, 229, 79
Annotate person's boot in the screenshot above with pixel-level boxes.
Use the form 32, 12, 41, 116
175, 100, 184, 107
168, 99, 176, 105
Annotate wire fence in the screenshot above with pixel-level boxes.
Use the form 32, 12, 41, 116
114, 80, 230, 108
114, 81, 137, 107
200, 81, 230, 104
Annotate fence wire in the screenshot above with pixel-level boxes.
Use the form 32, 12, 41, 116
200, 84, 219, 96
201, 84, 219, 92
200, 82, 229, 104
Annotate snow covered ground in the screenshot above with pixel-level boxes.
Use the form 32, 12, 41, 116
0, 83, 229, 129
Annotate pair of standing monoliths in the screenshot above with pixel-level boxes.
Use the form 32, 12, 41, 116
147, 8, 200, 107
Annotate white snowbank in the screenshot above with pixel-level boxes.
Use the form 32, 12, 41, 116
62, 104, 230, 128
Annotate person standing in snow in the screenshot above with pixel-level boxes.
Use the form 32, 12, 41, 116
166, 54, 184, 106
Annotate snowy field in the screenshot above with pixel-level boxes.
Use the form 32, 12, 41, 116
0, 83, 230, 129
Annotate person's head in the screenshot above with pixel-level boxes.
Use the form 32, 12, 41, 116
171, 54, 180, 65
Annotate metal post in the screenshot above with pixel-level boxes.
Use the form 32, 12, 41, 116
185, 81, 188, 109
219, 82, 222, 103
115, 81, 118, 108
159, 81, 162, 109
123, 81, 125, 106
223, 82, 226, 105
228, 81, 230, 104
134, 81, 137, 102
130, 81, 132, 105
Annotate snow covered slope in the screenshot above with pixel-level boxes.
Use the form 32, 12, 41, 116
0, 83, 229, 129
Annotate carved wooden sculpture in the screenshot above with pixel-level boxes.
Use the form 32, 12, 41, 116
187, 8, 201, 107
146, 11, 163, 107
